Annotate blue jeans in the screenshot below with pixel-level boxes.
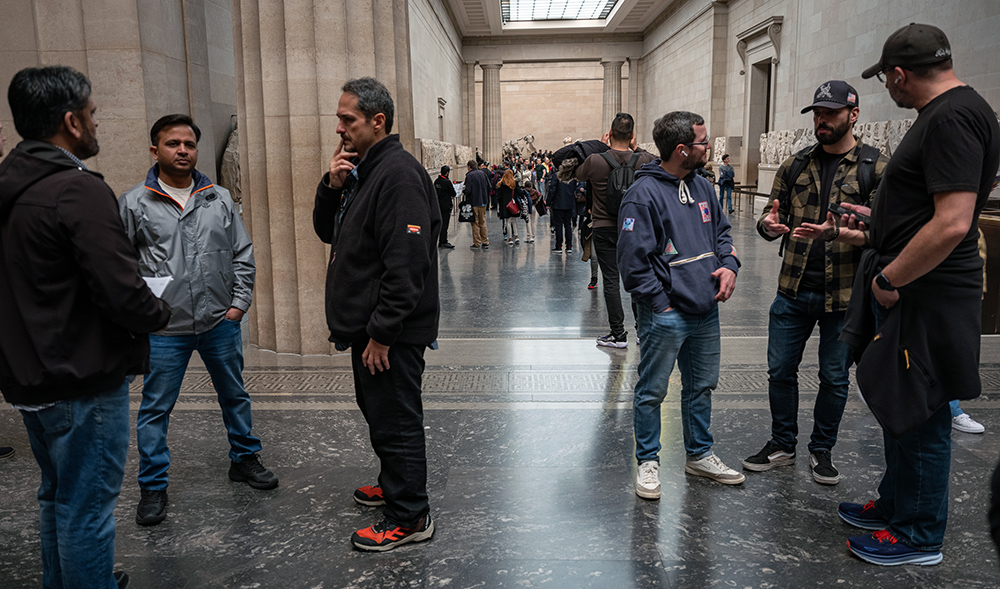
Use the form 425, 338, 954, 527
870, 302, 952, 550
21, 381, 129, 589
634, 304, 719, 462
766, 291, 851, 453
949, 399, 962, 417
719, 184, 733, 211
137, 318, 262, 489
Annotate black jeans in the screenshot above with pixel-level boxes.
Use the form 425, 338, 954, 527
351, 341, 429, 525
439, 206, 451, 245
551, 209, 573, 249
593, 226, 630, 335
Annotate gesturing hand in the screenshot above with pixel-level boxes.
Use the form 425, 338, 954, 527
762, 199, 789, 237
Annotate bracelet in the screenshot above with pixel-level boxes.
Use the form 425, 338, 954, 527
824, 224, 840, 242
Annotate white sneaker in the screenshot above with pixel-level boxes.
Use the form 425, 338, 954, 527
635, 461, 660, 500
685, 454, 745, 485
952, 413, 985, 434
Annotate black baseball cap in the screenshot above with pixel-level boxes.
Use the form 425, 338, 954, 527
801, 80, 859, 113
862, 23, 952, 79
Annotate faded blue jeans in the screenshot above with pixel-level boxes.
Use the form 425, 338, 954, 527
634, 304, 720, 463
21, 381, 129, 589
766, 291, 851, 453
137, 318, 262, 490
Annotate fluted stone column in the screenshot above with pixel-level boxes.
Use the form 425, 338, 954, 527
480, 60, 502, 165
601, 59, 625, 132
234, 0, 417, 353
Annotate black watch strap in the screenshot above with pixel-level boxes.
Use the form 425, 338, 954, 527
876, 272, 896, 292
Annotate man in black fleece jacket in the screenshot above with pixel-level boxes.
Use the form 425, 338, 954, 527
314, 77, 440, 552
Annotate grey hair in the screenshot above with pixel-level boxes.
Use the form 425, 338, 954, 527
342, 77, 394, 134
652, 111, 705, 160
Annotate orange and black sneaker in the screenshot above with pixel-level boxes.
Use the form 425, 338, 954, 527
352, 514, 435, 552
353, 485, 385, 506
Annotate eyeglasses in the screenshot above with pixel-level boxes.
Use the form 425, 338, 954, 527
685, 138, 711, 148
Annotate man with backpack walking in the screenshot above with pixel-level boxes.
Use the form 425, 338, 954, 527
576, 112, 655, 348
744, 80, 888, 485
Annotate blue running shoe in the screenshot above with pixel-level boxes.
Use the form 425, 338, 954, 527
847, 530, 942, 566
838, 500, 888, 530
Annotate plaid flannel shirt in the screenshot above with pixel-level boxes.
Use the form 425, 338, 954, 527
756, 139, 889, 312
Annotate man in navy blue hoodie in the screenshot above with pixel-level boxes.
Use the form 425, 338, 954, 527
618, 111, 743, 499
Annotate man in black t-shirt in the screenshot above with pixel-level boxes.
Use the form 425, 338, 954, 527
837, 23, 1000, 567
749, 81, 887, 486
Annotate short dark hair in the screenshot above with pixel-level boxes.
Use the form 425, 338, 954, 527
610, 112, 635, 142
652, 111, 705, 160
342, 77, 394, 134
150, 114, 201, 146
440, 165, 450, 175
722, 153, 730, 161
904, 58, 953, 80
467, 159, 477, 170
8, 66, 92, 141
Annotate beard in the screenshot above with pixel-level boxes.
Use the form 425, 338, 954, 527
77, 127, 100, 159
814, 119, 851, 146
680, 150, 707, 171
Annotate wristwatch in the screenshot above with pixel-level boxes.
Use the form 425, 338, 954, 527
875, 272, 896, 292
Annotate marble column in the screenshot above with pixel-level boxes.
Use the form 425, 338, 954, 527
480, 60, 502, 165
601, 58, 624, 133
462, 61, 476, 151
234, 0, 418, 353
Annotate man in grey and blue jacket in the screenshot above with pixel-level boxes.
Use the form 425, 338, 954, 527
119, 114, 277, 528
618, 111, 744, 500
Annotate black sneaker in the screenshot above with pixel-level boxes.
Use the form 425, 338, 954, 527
114, 571, 130, 589
352, 513, 435, 552
742, 441, 795, 472
0, 446, 13, 460
596, 331, 628, 349
838, 500, 889, 530
229, 454, 279, 490
588, 279, 598, 290
810, 450, 841, 485
135, 489, 167, 526
566, 248, 573, 254
353, 484, 385, 506
481, 243, 489, 249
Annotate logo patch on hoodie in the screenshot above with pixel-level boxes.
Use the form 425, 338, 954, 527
664, 239, 678, 255
622, 217, 635, 232
698, 202, 711, 223
406, 224, 422, 235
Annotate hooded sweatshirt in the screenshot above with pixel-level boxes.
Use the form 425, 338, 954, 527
617, 160, 740, 315
0, 141, 171, 404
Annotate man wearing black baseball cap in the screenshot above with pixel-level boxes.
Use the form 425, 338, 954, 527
837, 23, 1000, 566
748, 80, 886, 488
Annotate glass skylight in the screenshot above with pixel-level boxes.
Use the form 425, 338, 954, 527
501, 0, 620, 22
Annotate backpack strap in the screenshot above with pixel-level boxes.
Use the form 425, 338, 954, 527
855, 143, 879, 205
627, 152, 641, 169
599, 151, 622, 170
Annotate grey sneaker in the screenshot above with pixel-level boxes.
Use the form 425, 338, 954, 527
635, 461, 660, 500
596, 331, 628, 349
742, 441, 796, 472
810, 451, 841, 485
685, 454, 745, 485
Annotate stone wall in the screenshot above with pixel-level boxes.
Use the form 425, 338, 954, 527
409, 0, 465, 144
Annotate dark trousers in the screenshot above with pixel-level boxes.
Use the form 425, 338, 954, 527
351, 341, 429, 525
551, 208, 573, 249
439, 206, 451, 244
593, 226, 630, 335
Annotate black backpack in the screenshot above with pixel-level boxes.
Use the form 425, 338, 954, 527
599, 151, 641, 218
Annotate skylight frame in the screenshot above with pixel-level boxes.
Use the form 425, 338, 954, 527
500, 0, 620, 23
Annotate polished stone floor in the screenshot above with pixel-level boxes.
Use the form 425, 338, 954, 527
2, 207, 1000, 588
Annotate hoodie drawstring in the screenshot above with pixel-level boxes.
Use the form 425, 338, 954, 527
678, 179, 691, 205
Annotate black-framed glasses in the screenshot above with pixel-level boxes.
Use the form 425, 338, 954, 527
875, 71, 887, 83
685, 139, 711, 148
